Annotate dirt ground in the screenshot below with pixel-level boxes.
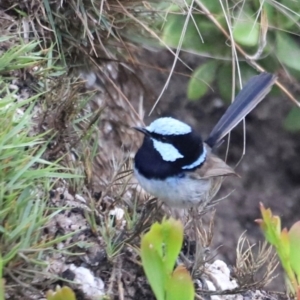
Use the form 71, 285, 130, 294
136, 49, 300, 291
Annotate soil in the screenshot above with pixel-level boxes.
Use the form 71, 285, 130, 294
137, 49, 300, 291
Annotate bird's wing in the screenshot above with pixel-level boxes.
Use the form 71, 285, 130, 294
189, 152, 237, 179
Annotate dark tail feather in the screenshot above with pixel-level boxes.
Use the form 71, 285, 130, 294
205, 73, 277, 148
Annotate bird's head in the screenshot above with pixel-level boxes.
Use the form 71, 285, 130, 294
134, 117, 206, 175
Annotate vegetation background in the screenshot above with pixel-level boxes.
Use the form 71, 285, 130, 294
0, 0, 300, 299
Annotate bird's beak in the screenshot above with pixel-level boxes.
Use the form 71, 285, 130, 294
132, 126, 150, 136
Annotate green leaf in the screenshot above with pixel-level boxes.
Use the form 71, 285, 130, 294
199, 0, 221, 13
239, 64, 258, 83
166, 266, 194, 300
162, 10, 227, 56
264, 2, 300, 31
141, 218, 185, 300
141, 223, 166, 300
256, 203, 281, 246
233, 15, 259, 46
276, 32, 300, 72
279, 228, 291, 263
187, 61, 218, 100
161, 219, 184, 273
257, 204, 300, 293
289, 221, 300, 279
217, 64, 233, 104
46, 286, 76, 300
162, 15, 198, 49
283, 108, 300, 132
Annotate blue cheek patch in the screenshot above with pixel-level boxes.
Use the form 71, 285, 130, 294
151, 138, 184, 162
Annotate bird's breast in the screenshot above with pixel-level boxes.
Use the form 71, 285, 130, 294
134, 167, 213, 208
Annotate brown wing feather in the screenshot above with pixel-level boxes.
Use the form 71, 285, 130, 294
198, 153, 237, 178
188, 144, 238, 180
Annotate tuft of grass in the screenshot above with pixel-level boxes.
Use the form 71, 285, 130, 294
0, 98, 72, 267
0, 40, 44, 71
1, 0, 164, 66
84, 155, 158, 260
234, 233, 278, 289
0, 38, 83, 287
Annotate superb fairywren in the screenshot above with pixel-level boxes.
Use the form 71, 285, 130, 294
134, 73, 277, 209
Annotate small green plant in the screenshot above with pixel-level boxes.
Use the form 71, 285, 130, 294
256, 203, 300, 299
141, 218, 194, 300
0, 40, 44, 71
98, 215, 123, 259
46, 286, 76, 300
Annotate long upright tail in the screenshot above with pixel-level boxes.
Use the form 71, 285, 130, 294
205, 73, 277, 148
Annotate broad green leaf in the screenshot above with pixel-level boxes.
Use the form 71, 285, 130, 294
166, 266, 194, 300
264, 2, 300, 31
283, 108, 300, 132
143, 222, 164, 257
162, 11, 227, 56
276, 32, 300, 72
187, 61, 218, 100
279, 228, 290, 262
162, 14, 185, 47
141, 219, 185, 300
289, 221, 300, 279
233, 15, 259, 46
141, 223, 167, 300
161, 218, 184, 273
162, 15, 200, 49
217, 64, 233, 104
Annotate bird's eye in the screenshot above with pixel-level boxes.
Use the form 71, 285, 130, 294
160, 136, 167, 142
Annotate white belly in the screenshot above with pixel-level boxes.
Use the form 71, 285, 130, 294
134, 168, 212, 208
